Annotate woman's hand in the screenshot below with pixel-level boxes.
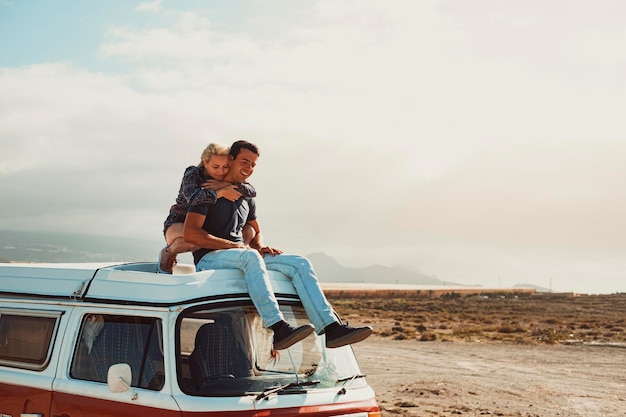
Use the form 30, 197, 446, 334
213, 184, 243, 201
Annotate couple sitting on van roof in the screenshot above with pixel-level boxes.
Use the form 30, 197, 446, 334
159, 140, 372, 351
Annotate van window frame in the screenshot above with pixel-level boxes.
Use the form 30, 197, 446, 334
69, 312, 166, 391
175, 299, 366, 397
0, 307, 64, 371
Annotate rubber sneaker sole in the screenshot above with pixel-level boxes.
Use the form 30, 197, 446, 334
326, 326, 373, 349
273, 324, 315, 350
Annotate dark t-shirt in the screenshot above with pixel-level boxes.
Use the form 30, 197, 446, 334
189, 196, 257, 265
163, 165, 257, 234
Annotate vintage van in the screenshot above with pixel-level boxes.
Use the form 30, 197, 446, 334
0, 262, 380, 417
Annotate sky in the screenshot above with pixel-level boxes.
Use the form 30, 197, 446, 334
1, 0, 626, 294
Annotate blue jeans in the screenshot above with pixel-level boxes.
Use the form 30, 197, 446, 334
196, 249, 337, 333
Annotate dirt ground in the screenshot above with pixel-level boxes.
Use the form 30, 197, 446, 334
353, 336, 626, 417
324, 293, 626, 416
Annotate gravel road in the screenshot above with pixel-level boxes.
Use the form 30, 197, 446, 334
353, 337, 626, 416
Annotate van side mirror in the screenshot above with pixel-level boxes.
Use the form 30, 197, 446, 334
107, 363, 138, 400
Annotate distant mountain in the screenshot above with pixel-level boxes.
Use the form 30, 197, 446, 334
515, 283, 551, 293
1, 230, 444, 286
0, 230, 161, 263
307, 252, 443, 285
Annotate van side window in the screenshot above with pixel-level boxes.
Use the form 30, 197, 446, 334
0, 309, 61, 371
70, 314, 165, 391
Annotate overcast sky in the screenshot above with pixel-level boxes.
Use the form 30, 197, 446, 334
1, 0, 625, 294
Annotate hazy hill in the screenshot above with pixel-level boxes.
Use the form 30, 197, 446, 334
1, 230, 442, 286
515, 283, 551, 293
0, 230, 160, 263
307, 252, 443, 285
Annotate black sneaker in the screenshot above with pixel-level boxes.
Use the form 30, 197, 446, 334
325, 323, 373, 348
273, 323, 315, 350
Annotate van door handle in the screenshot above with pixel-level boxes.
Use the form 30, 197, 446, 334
21, 414, 43, 417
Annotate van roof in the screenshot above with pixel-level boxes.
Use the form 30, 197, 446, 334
0, 262, 296, 306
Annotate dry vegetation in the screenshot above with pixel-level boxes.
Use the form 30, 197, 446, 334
325, 290, 626, 345
325, 290, 626, 416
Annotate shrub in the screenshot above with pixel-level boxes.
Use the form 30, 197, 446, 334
497, 324, 525, 334
531, 328, 566, 344
396, 401, 419, 408
419, 332, 437, 341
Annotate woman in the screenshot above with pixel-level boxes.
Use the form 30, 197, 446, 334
158, 143, 256, 274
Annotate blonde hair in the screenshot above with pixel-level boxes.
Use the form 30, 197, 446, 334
200, 143, 230, 165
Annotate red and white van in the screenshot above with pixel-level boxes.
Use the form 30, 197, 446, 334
0, 262, 380, 417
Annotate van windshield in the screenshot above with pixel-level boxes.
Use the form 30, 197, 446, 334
177, 304, 365, 397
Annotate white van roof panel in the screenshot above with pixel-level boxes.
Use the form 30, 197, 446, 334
0, 262, 115, 298
0, 262, 297, 305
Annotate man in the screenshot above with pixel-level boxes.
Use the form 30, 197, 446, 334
184, 140, 373, 350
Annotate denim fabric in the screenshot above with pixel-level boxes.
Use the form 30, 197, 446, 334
196, 249, 283, 327
263, 253, 336, 333
196, 249, 337, 333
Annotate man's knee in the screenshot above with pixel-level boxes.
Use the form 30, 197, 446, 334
291, 254, 313, 269
278, 254, 315, 274
241, 248, 264, 264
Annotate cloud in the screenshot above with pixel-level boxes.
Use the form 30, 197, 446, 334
0, 62, 215, 237
3, 1, 626, 293
136, 0, 162, 13
89, 1, 494, 185
395, 141, 626, 252
567, 28, 626, 69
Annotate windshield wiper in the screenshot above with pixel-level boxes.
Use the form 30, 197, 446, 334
336, 374, 367, 395
255, 380, 320, 401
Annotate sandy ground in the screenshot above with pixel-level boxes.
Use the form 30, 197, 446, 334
353, 336, 626, 417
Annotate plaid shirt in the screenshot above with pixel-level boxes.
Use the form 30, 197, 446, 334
163, 165, 256, 233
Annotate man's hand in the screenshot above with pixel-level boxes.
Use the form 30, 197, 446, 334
245, 220, 276, 256
255, 246, 283, 257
